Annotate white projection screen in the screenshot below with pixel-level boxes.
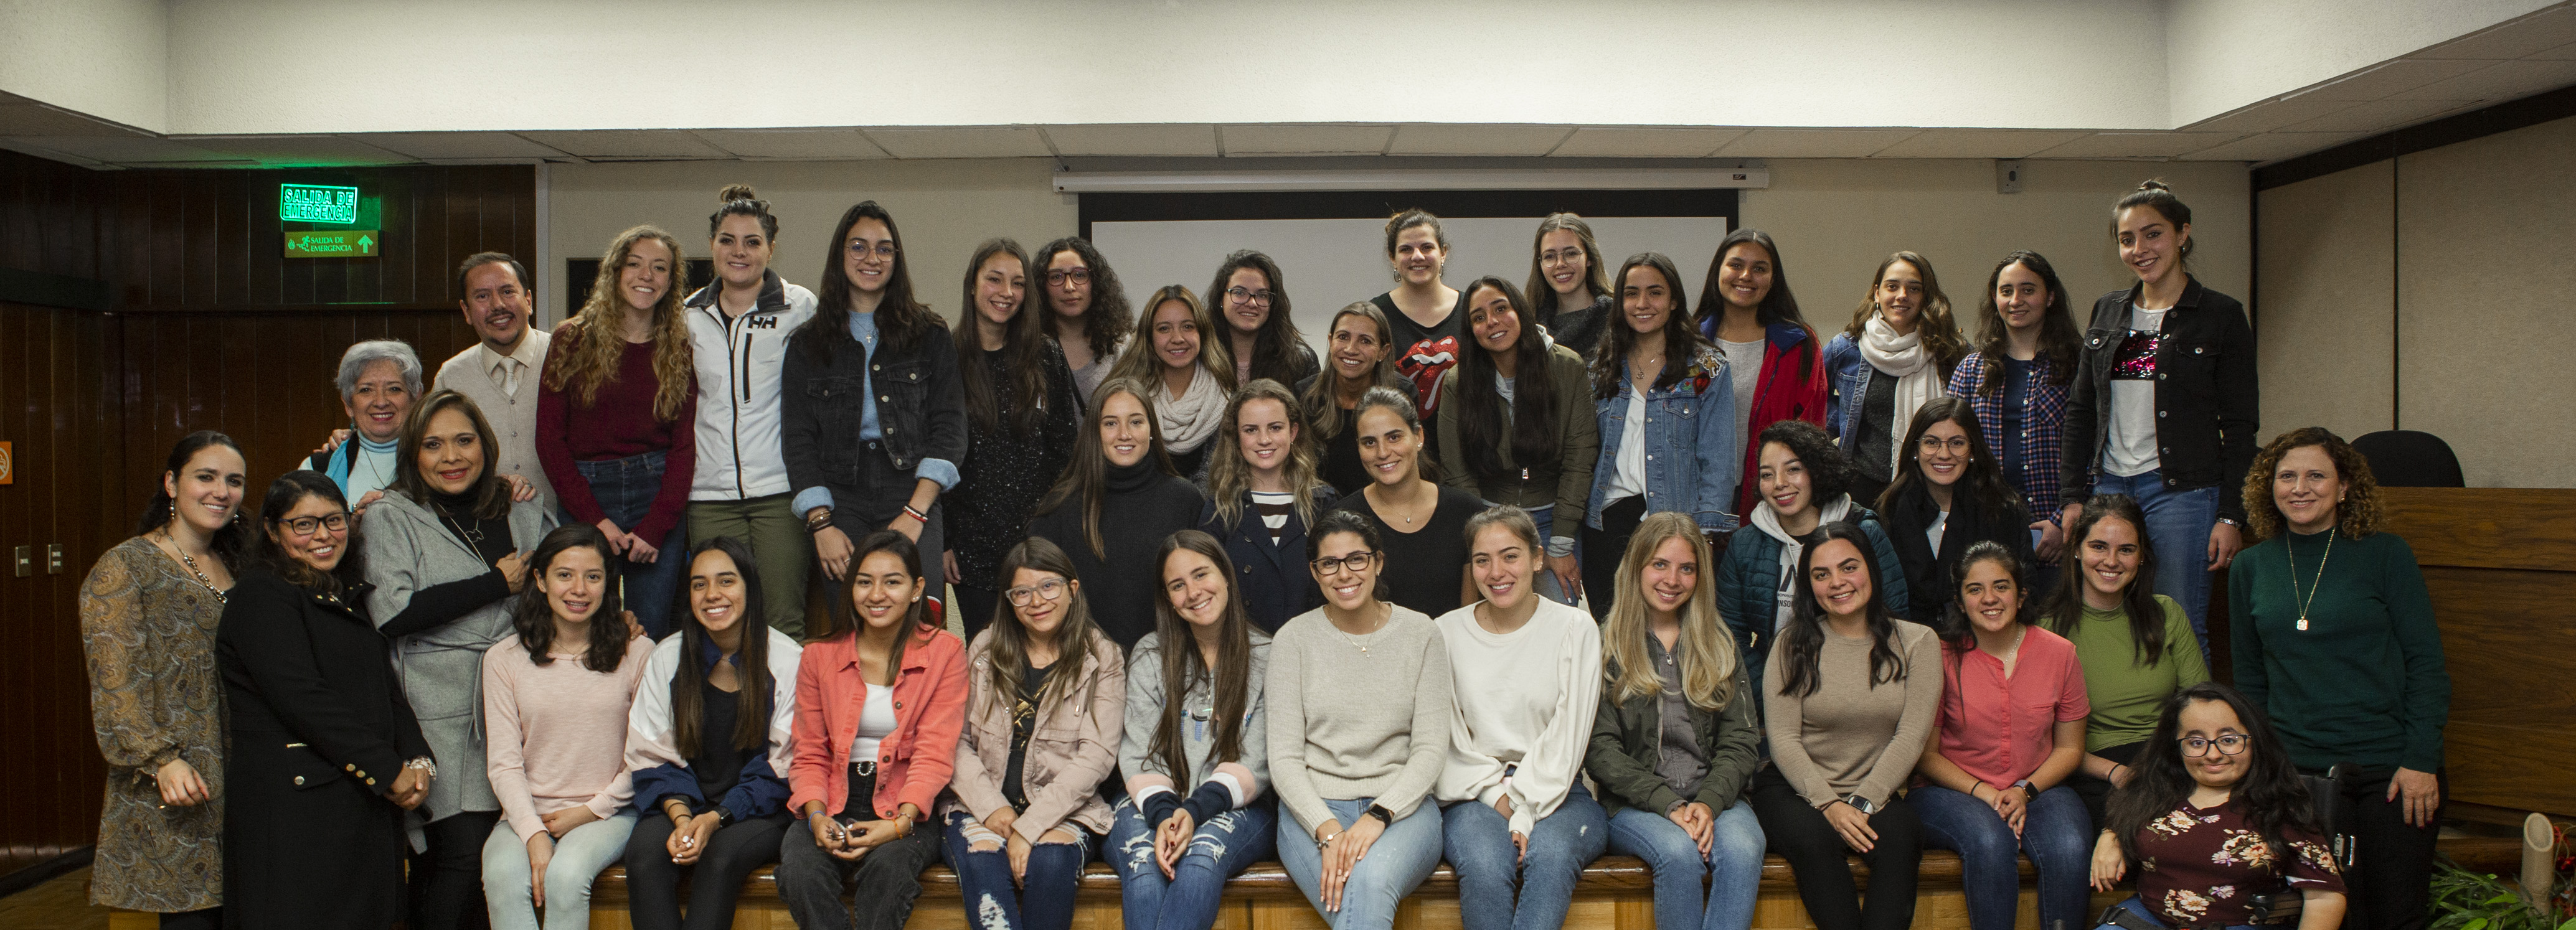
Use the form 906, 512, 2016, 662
1088, 211, 1736, 357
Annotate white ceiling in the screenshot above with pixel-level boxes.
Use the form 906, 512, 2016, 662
8, 3, 2576, 170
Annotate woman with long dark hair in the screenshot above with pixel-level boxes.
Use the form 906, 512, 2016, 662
80, 431, 248, 928
785, 200, 967, 598
1585, 251, 1739, 621
1873, 398, 2034, 624
1331, 387, 1483, 618
1911, 542, 2091, 930
1715, 420, 1909, 699
778, 530, 968, 930
1525, 213, 1611, 357
478, 524, 654, 930
1110, 530, 1276, 930
1209, 250, 1319, 387
2090, 682, 2347, 930
1034, 236, 1134, 403
219, 472, 431, 929
1027, 376, 1209, 648
1297, 301, 1405, 496
1695, 228, 1828, 518
1201, 380, 1338, 632
623, 536, 804, 930
1435, 276, 1597, 606
945, 237, 1083, 639
1948, 251, 2081, 584
1824, 251, 1967, 509
2040, 495, 2207, 826
1749, 522, 1937, 930
944, 537, 1128, 930
538, 225, 697, 637
1108, 285, 1235, 480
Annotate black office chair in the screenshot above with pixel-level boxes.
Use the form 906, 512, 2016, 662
2349, 430, 2465, 487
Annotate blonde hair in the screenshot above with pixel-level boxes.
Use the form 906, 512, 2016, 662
1207, 379, 1323, 531
1601, 512, 1739, 711
546, 225, 694, 421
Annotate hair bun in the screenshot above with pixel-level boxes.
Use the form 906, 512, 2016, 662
719, 183, 760, 204
2136, 179, 2171, 192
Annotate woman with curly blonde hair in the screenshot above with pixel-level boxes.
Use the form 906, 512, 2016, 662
538, 223, 698, 637
2227, 426, 2446, 930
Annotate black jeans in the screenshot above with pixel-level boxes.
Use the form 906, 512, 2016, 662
623, 811, 792, 930
1582, 495, 1649, 621
1748, 767, 1923, 930
159, 908, 222, 930
775, 817, 941, 930
2071, 740, 2143, 829
953, 584, 999, 645
824, 439, 945, 592
2332, 768, 2445, 930
411, 809, 501, 930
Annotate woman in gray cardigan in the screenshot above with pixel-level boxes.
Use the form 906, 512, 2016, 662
363, 390, 554, 930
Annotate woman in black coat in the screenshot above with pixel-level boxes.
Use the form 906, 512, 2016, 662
1874, 398, 2036, 624
218, 472, 432, 929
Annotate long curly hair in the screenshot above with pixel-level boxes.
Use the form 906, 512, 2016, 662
1034, 237, 1133, 362
2106, 682, 2318, 868
510, 524, 631, 674
546, 225, 694, 422
1968, 251, 2081, 392
1206, 250, 1305, 385
1844, 250, 1965, 376
1601, 512, 1738, 710
2242, 426, 2383, 542
1144, 530, 1256, 784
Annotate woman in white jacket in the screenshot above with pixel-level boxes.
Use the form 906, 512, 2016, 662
1433, 505, 1606, 930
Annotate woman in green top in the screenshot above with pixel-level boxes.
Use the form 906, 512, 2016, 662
2229, 427, 2448, 930
2039, 494, 2206, 825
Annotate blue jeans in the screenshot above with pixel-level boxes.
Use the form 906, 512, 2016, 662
1915, 784, 2095, 930
1442, 783, 1610, 930
1106, 796, 1278, 930
1606, 802, 1766, 930
481, 812, 636, 930
2091, 469, 2218, 655
1528, 506, 1579, 606
1277, 797, 1447, 930
941, 809, 1090, 930
569, 451, 689, 638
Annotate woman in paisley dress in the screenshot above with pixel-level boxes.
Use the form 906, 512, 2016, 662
78, 431, 250, 928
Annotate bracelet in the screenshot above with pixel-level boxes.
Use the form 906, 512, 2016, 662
2110, 763, 2126, 780
804, 509, 835, 533
900, 504, 930, 524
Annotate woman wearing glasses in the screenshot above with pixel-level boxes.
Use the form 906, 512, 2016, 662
1874, 400, 2035, 624
1108, 286, 1236, 481
1210, 250, 1318, 388
1270, 509, 1454, 930
1034, 237, 1134, 405
945, 237, 1083, 641
1525, 214, 1611, 358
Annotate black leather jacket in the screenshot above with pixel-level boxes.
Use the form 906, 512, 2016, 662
2060, 276, 2259, 522
780, 313, 968, 491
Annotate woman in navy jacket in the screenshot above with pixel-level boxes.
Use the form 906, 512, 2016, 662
1199, 379, 1337, 632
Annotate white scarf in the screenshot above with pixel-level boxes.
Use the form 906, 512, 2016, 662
1159, 366, 1229, 454
1859, 314, 1943, 476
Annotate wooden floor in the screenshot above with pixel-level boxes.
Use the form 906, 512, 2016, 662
0, 867, 111, 930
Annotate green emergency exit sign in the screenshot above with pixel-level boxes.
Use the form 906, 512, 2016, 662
285, 230, 379, 258
279, 183, 359, 223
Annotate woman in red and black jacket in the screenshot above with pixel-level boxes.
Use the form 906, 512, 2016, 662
1696, 228, 1829, 520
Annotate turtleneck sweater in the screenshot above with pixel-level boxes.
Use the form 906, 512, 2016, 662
1024, 458, 1207, 649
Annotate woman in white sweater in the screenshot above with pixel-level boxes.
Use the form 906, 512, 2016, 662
1433, 506, 1607, 930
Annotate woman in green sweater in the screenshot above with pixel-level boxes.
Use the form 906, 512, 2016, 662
2229, 427, 2449, 930
2040, 494, 2207, 825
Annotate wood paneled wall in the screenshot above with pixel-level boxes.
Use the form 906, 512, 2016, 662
0, 148, 530, 876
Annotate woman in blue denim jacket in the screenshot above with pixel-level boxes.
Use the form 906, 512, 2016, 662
1821, 251, 1966, 509
1582, 252, 1739, 621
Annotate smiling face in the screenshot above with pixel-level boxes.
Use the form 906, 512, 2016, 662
1353, 405, 1420, 487
1098, 390, 1153, 468
542, 545, 609, 627
1222, 266, 1271, 336
2079, 514, 2143, 608
2117, 205, 2188, 288
2271, 444, 2344, 535
1538, 229, 1589, 299
271, 494, 349, 573
1717, 241, 1775, 311
1756, 441, 1814, 519
2177, 698, 2250, 790
344, 359, 413, 443
1163, 548, 1230, 629
1327, 312, 1390, 385
1150, 299, 1201, 373
1466, 284, 1520, 357
1956, 558, 2022, 636
1392, 225, 1445, 286
849, 550, 923, 634
1235, 397, 1296, 478
710, 214, 769, 291
1008, 566, 1072, 639
1874, 259, 1925, 334
1621, 263, 1675, 336
1044, 249, 1092, 319
1637, 534, 1699, 619
1309, 530, 1381, 611
1916, 418, 1969, 488
1994, 260, 2050, 334
460, 261, 531, 350
620, 236, 675, 315
1470, 522, 1535, 610
164, 444, 248, 537
414, 406, 486, 496
843, 218, 896, 296
1805, 537, 1872, 621
688, 548, 750, 635
976, 251, 1027, 331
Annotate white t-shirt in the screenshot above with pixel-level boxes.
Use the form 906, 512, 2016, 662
1604, 388, 1649, 502
2101, 306, 2169, 477
1720, 338, 1765, 467
849, 683, 896, 764
1927, 509, 1948, 553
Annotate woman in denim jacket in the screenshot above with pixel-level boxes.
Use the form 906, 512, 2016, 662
1583, 252, 1737, 621
1820, 251, 1966, 509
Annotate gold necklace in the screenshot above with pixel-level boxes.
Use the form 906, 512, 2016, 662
2286, 530, 2334, 632
159, 528, 226, 603
1333, 607, 1387, 655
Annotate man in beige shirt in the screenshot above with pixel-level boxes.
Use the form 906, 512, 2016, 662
433, 252, 555, 512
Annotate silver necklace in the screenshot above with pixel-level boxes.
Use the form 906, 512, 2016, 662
158, 528, 226, 603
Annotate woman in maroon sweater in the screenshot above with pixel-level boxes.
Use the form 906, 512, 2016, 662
540, 225, 699, 638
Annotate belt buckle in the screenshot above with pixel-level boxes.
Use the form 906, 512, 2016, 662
852, 759, 877, 777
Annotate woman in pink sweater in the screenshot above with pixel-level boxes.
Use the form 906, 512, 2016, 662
480, 525, 656, 930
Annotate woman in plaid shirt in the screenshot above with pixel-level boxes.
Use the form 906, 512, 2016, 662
1947, 251, 2080, 588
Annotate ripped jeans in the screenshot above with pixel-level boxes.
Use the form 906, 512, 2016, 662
1105, 795, 1278, 930
941, 809, 1093, 930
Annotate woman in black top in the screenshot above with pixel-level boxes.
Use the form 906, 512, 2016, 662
219, 472, 432, 930
1525, 213, 1612, 357
1296, 301, 1405, 496
1329, 387, 1481, 617
1027, 377, 1209, 649
946, 238, 1082, 641
1200, 379, 1339, 632
1874, 398, 2035, 624
1374, 209, 1470, 457
1209, 250, 1319, 388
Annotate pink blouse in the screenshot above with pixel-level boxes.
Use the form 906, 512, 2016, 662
1933, 626, 2089, 789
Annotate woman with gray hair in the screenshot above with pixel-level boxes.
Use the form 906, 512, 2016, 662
304, 339, 423, 510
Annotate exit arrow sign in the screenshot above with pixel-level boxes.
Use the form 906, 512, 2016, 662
285, 230, 379, 258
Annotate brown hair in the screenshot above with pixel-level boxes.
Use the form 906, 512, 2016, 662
1298, 301, 1404, 441
2242, 427, 2382, 542
390, 389, 514, 520
1968, 250, 2080, 392
1145, 531, 1256, 782
1526, 213, 1610, 323
953, 238, 1055, 439
1207, 379, 1323, 531
981, 537, 1105, 721
2113, 180, 2195, 261
1034, 237, 1133, 361
1843, 250, 1966, 375
545, 225, 695, 422
1032, 377, 1174, 558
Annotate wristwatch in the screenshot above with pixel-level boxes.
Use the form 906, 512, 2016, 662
2012, 779, 2037, 802
1364, 804, 1395, 828
1842, 794, 1880, 815
710, 804, 737, 826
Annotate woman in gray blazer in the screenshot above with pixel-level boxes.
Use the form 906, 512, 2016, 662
364, 389, 555, 930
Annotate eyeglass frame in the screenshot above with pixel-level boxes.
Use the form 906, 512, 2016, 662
1045, 268, 1091, 286
1917, 434, 1972, 453
1004, 576, 1073, 606
1224, 286, 1276, 307
1310, 550, 1381, 576
1538, 247, 1587, 268
2176, 733, 2252, 757
279, 512, 351, 536
845, 241, 900, 260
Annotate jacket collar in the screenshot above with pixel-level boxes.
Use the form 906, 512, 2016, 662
831, 623, 940, 675
2118, 275, 2206, 314
684, 268, 790, 316
1765, 322, 1812, 351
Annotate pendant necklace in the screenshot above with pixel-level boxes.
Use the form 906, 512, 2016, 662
159, 528, 227, 603
2286, 531, 2334, 632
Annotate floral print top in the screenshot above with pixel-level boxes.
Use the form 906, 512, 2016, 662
2135, 797, 2345, 926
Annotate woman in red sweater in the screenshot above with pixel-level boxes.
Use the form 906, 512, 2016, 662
538, 225, 699, 637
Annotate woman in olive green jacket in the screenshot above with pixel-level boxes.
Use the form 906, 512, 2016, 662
1435, 276, 1598, 606
1584, 512, 1766, 930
